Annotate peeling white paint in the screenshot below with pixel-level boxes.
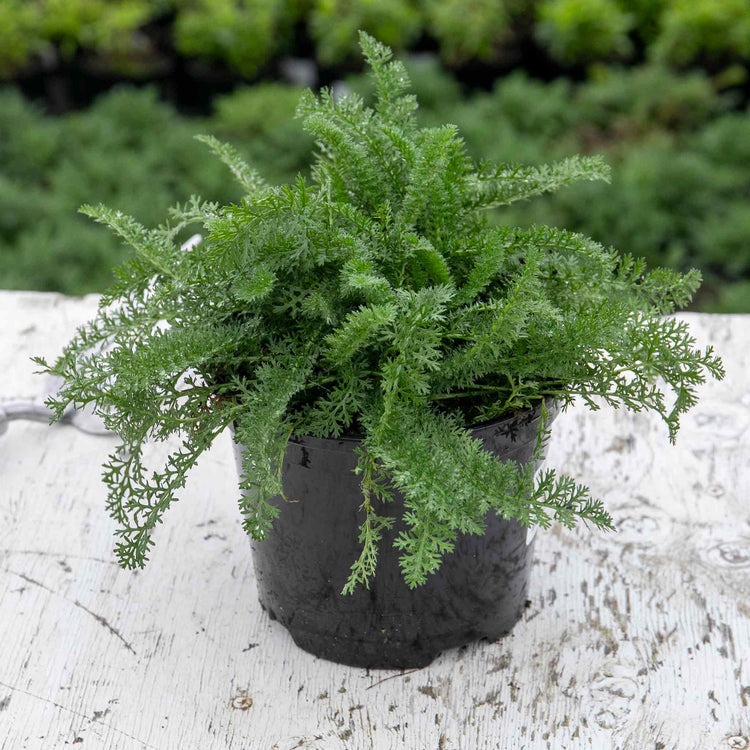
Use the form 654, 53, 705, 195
0, 292, 748, 749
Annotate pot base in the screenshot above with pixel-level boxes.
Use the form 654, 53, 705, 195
256, 549, 532, 670
289, 624, 520, 670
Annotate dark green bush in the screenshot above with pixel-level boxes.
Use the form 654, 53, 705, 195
421, 0, 510, 63
576, 64, 724, 136
174, 0, 297, 77
652, 0, 750, 64
4, 0, 750, 79
0, 0, 160, 77
0, 87, 60, 182
0, 87, 241, 293
536, 0, 634, 63
0, 82, 321, 295
310, 0, 422, 64
0, 0, 39, 77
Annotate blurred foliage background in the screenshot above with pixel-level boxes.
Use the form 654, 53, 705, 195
1, 0, 748, 310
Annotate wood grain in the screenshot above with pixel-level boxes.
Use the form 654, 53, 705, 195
0, 291, 748, 749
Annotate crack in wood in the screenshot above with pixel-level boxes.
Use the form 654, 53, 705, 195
1, 567, 136, 655
0, 548, 119, 566
365, 669, 421, 690
0, 680, 156, 748
72, 599, 137, 656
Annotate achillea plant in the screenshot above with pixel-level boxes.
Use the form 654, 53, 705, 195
37, 33, 724, 592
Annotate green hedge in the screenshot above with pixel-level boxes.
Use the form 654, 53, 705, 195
1, 60, 748, 310
0, 87, 233, 292
0, 0, 161, 77
0, 81, 315, 293
3, 0, 750, 79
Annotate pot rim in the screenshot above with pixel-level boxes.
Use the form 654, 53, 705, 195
288, 396, 558, 452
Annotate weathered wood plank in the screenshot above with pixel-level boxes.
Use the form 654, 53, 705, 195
0, 291, 748, 749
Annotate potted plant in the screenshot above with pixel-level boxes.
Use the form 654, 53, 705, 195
37, 33, 724, 669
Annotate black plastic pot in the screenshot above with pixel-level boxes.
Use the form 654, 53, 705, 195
233, 401, 557, 669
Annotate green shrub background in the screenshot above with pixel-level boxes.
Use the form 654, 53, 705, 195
4, 0, 750, 75
0, 1, 748, 310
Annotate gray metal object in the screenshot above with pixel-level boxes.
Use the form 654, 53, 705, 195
279, 57, 318, 88
0, 234, 199, 440
0, 400, 111, 436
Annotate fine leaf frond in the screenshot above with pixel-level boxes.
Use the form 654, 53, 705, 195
79, 204, 179, 280
103, 408, 236, 570
233, 361, 312, 539
323, 302, 398, 364
195, 134, 266, 195
468, 155, 611, 210
357, 31, 415, 126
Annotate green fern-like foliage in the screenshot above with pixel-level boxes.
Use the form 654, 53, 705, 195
37, 33, 724, 592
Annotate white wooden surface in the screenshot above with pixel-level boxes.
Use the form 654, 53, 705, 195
0, 291, 748, 750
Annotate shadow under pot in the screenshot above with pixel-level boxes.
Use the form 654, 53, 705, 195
233, 400, 557, 670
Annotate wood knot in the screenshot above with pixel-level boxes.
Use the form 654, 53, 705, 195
230, 691, 253, 711
588, 667, 639, 730
705, 540, 750, 569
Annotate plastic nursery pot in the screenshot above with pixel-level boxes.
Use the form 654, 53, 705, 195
233, 400, 558, 670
